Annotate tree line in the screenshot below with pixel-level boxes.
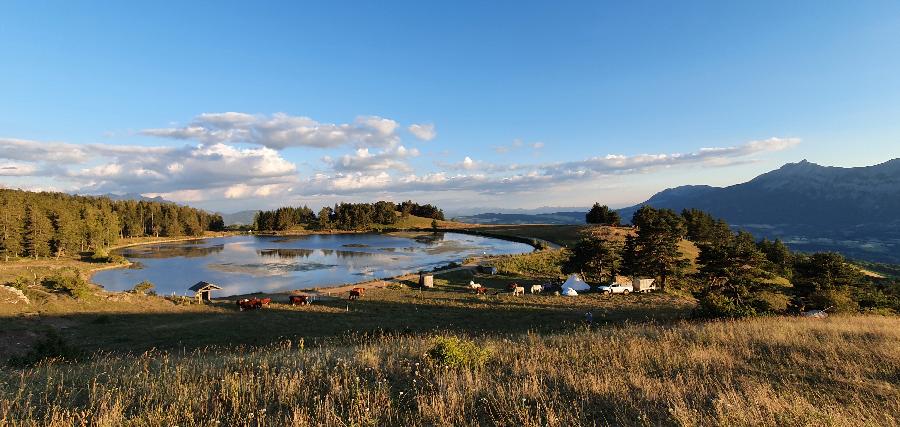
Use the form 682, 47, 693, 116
254, 200, 444, 231
567, 205, 899, 316
0, 189, 224, 261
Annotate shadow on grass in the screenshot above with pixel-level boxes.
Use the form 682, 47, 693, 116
2, 292, 692, 360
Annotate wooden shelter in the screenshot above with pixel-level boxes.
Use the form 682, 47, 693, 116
189, 281, 222, 303
419, 273, 434, 288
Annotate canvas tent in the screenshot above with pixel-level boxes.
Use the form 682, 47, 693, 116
562, 287, 578, 297
561, 274, 590, 292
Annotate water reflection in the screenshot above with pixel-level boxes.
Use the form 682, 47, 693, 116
93, 232, 532, 296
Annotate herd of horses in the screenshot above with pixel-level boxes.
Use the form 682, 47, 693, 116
469, 280, 556, 296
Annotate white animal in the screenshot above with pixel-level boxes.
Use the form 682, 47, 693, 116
468, 281, 482, 289
530, 284, 542, 294
512, 286, 525, 296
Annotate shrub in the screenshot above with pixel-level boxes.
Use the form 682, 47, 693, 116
42, 273, 91, 299
750, 291, 791, 314
9, 276, 30, 291
695, 291, 756, 318
427, 337, 491, 368
131, 280, 155, 295
810, 289, 859, 313
7, 330, 84, 367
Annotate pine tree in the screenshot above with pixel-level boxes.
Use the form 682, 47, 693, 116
621, 206, 688, 290
23, 204, 53, 259
0, 195, 25, 261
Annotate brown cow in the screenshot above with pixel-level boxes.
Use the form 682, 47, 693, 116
289, 295, 311, 306
237, 297, 271, 311
349, 287, 365, 300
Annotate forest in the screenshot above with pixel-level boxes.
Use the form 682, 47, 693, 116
253, 200, 445, 231
0, 189, 224, 261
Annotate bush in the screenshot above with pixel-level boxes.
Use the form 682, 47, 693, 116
750, 291, 791, 314
131, 280, 155, 295
9, 276, 30, 291
695, 292, 756, 318
810, 289, 859, 313
427, 337, 491, 368
42, 273, 91, 299
7, 330, 84, 367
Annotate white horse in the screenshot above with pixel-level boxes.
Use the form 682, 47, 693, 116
530, 285, 543, 294
512, 286, 525, 296
468, 281, 482, 290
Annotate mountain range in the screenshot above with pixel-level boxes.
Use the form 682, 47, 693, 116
619, 159, 900, 263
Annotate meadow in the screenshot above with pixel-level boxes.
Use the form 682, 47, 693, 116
1, 315, 897, 426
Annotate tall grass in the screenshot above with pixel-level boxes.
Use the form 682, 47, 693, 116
2, 315, 897, 426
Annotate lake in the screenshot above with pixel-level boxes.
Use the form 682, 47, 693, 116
92, 232, 533, 296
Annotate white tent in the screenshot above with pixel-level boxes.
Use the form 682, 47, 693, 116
561, 274, 590, 292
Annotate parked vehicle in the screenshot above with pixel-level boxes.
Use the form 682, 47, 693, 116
632, 278, 657, 293
597, 283, 632, 294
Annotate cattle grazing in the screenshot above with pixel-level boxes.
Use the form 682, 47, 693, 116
349, 287, 365, 300
512, 286, 525, 296
290, 295, 312, 306
237, 297, 271, 311
530, 284, 543, 294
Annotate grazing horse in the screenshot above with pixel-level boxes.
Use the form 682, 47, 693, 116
349, 287, 365, 300
469, 281, 482, 290
512, 286, 525, 296
289, 295, 311, 306
530, 284, 543, 294
474, 286, 488, 295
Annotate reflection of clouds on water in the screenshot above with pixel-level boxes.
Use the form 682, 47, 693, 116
95, 232, 532, 295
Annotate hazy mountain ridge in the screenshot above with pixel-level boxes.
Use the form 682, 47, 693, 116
618, 159, 900, 263
455, 211, 586, 225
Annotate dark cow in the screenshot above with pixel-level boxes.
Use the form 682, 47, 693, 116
290, 295, 311, 306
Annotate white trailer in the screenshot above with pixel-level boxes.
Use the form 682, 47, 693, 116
632, 278, 657, 293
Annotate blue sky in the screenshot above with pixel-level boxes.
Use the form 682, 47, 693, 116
1, 1, 899, 212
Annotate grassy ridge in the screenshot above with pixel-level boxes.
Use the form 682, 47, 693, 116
2, 315, 897, 426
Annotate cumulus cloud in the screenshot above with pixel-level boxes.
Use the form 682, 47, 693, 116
141, 112, 402, 149
323, 145, 420, 173
0, 162, 38, 176
0, 138, 88, 163
0, 135, 799, 205
408, 123, 437, 141
0, 138, 299, 200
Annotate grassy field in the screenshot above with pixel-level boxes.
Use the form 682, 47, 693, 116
2, 225, 896, 425
1, 315, 897, 426
0, 268, 693, 358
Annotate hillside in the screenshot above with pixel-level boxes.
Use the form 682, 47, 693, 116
618, 159, 900, 263
455, 211, 586, 225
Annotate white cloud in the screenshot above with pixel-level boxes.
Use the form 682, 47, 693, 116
141, 112, 402, 149
0, 138, 88, 163
323, 144, 419, 173
0, 162, 38, 176
532, 142, 545, 149
408, 123, 437, 141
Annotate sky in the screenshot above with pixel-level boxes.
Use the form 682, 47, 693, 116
1, 1, 899, 214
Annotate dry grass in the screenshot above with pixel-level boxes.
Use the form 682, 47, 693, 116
1, 315, 897, 426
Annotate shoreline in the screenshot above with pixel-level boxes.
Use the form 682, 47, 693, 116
89, 227, 550, 297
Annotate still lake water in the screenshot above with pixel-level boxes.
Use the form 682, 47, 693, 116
92, 232, 532, 296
